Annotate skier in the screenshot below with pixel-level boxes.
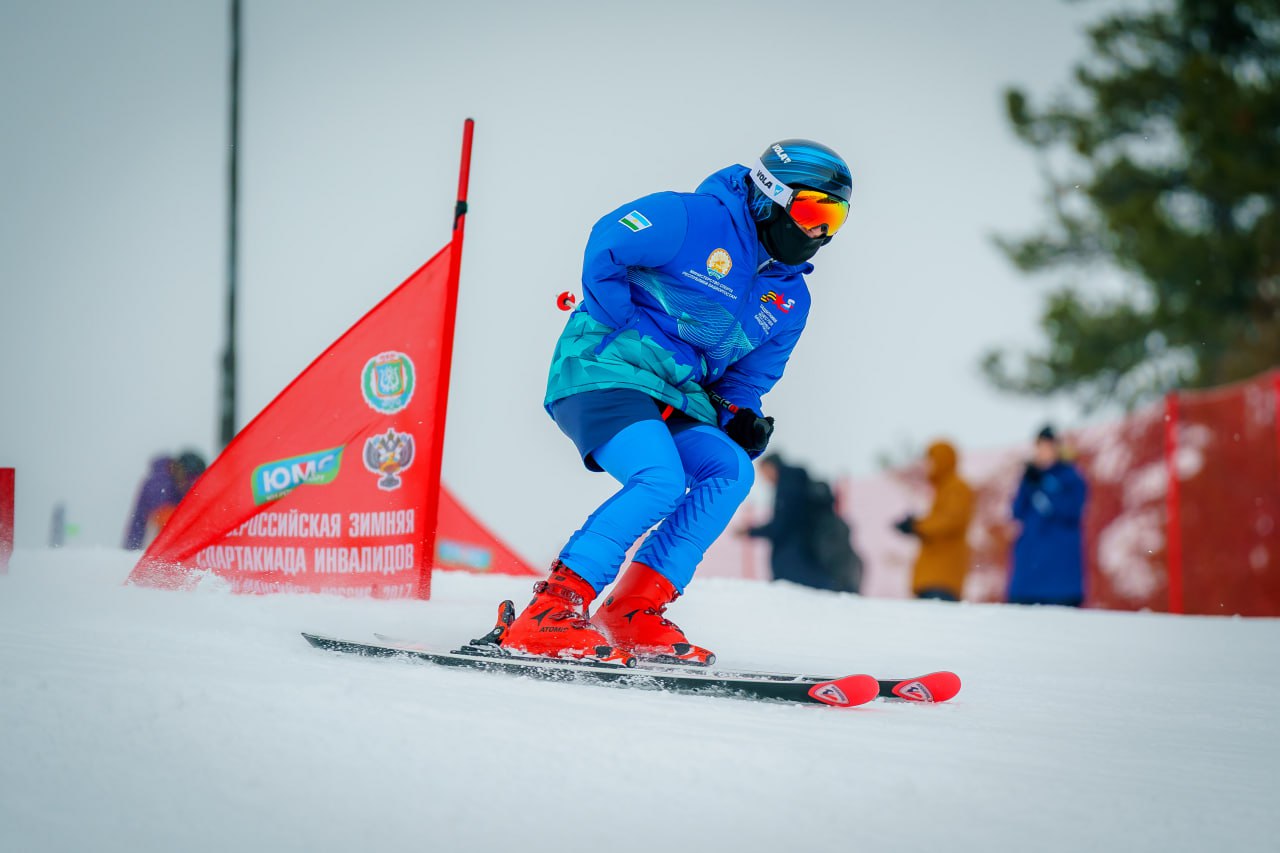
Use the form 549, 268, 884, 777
498, 140, 853, 664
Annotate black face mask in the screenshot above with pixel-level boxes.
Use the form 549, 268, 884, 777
758, 207, 830, 265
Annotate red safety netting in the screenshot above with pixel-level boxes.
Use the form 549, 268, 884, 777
1171, 373, 1280, 616
1074, 401, 1171, 611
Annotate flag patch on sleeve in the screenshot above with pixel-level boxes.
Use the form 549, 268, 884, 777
619, 210, 652, 232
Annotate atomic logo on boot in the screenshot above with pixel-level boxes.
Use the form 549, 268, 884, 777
531, 608, 554, 627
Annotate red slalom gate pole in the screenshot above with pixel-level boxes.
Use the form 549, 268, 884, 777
1163, 393, 1185, 614
418, 118, 475, 598
0, 468, 14, 574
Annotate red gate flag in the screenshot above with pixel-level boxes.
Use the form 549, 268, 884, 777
0, 468, 13, 574
131, 246, 457, 598
436, 486, 536, 575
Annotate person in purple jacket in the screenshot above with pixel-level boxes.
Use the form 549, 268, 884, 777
123, 451, 206, 550
493, 139, 853, 665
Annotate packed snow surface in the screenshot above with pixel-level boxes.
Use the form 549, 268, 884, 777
2, 549, 1277, 853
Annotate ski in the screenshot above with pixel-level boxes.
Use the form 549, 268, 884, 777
639, 656, 961, 703
303, 632, 959, 708
374, 632, 960, 703
371, 630, 959, 703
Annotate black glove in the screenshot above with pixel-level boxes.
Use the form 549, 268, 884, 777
725, 408, 774, 455
894, 515, 918, 536
1023, 462, 1043, 485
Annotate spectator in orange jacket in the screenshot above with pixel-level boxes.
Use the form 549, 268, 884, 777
892, 440, 975, 601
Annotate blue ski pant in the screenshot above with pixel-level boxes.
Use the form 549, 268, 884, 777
558, 420, 754, 593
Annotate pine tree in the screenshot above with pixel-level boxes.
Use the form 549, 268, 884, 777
987, 0, 1280, 408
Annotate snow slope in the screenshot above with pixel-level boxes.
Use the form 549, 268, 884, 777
2, 549, 1276, 853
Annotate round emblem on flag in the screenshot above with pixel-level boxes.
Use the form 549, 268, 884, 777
361, 351, 416, 414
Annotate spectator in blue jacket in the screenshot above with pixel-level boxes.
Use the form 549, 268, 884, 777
1008, 426, 1088, 607
496, 139, 853, 664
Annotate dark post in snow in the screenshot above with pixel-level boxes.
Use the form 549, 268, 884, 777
49, 502, 66, 549
219, 0, 242, 448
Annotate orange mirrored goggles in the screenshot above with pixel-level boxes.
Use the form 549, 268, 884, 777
785, 190, 849, 237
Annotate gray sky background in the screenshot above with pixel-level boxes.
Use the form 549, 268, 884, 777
1, 0, 1128, 559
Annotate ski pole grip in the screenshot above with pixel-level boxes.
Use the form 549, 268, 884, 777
705, 389, 739, 415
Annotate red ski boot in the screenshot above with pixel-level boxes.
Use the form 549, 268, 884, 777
499, 561, 634, 665
595, 562, 715, 665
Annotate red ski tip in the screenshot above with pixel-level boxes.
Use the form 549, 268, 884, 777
891, 671, 962, 703
808, 674, 879, 708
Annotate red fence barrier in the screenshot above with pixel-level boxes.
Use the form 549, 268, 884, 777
1172, 374, 1280, 615
1073, 396, 1173, 611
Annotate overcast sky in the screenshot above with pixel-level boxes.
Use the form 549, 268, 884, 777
1, 0, 1129, 558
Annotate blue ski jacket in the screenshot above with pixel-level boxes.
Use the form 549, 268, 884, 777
1009, 462, 1089, 603
545, 165, 812, 430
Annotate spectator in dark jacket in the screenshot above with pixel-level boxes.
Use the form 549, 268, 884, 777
745, 454, 839, 591
1008, 426, 1088, 606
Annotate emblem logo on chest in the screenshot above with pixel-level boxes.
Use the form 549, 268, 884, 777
706, 249, 733, 280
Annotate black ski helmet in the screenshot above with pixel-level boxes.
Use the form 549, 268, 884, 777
749, 139, 852, 264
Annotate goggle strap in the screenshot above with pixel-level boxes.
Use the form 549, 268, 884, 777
750, 159, 795, 208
